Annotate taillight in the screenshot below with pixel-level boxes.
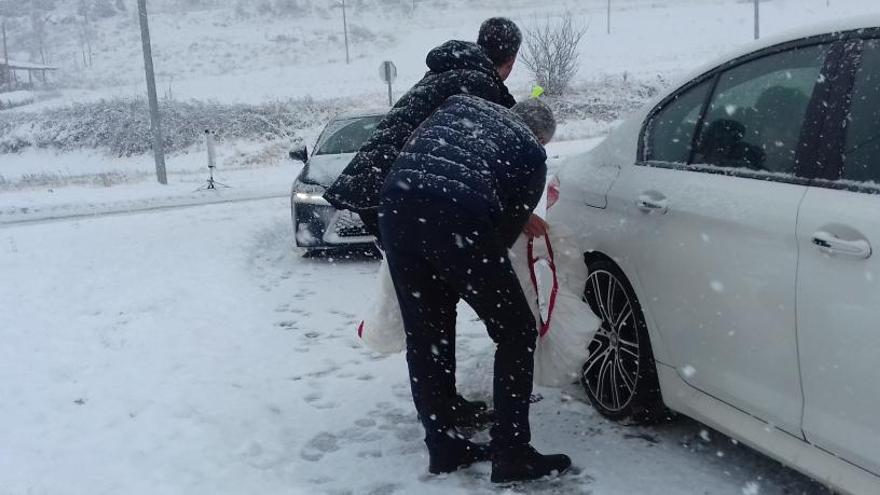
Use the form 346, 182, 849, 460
547, 175, 560, 210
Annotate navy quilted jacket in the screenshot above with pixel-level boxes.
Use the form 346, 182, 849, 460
381, 94, 546, 248
323, 40, 516, 233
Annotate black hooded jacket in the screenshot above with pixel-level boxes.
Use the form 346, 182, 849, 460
323, 40, 516, 233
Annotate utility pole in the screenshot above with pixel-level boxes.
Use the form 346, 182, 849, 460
137, 0, 167, 185
341, 0, 350, 64
607, 0, 611, 34
2, 20, 9, 88
754, 0, 760, 40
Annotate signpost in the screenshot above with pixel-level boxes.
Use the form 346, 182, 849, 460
379, 60, 397, 106
754, 0, 760, 40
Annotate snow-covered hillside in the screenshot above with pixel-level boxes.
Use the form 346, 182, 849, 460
2, 0, 880, 188
7, 0, 880, 104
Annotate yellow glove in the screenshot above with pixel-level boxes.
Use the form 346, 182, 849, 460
530, 85, 545, 99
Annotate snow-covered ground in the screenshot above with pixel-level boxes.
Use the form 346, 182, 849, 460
0, 196, 830, 495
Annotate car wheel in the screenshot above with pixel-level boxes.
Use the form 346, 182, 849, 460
581, 259, 665, 424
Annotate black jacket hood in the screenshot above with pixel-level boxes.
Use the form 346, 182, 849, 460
426, 40, 497, 76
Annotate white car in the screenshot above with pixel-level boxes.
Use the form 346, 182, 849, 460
549, 18, 880, 495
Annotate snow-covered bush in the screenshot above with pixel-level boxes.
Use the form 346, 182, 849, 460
546, 75, 664, 123
273, 0, 311, 16
542, 75, 665, 141
0, 97, 340, 156
521, 14, 588, 96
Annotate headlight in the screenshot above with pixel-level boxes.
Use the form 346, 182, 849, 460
293, 182, 330, 206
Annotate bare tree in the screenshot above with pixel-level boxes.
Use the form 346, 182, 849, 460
520, 14, 587, 96
0, 0, 27, 88
29, 4, 49, 66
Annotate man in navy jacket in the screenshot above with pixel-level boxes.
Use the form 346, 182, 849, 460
325, 18, 526, 429
378, 95, 571, 482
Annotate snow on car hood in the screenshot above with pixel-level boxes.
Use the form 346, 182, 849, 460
302, 152, 356, 187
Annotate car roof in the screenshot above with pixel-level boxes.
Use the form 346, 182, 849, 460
590, 16, 880, 170
331, 109, 387, 121
620, 16, 880, 136
673, 15, 880, 90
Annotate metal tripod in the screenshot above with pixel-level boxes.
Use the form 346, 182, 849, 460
196, 129, 229, 191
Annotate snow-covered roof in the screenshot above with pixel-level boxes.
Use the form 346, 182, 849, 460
616, 14, 880, 142
332, 109, 387, 121
678, 14, 880, 88
0, 59, 58, 71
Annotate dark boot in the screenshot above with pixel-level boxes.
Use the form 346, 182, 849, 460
491, 444, 572, 483
427, 436, 492, 474
450, 394, 493, 429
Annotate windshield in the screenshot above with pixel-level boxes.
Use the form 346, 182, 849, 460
315, 115, 383, 155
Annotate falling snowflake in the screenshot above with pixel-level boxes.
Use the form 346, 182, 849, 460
742, 481, 760, 495
681, 365, 696, 378
710, 280, 724, 292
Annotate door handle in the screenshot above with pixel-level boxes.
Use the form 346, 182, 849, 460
812, 231, 872, 259
636, 194, 668, 214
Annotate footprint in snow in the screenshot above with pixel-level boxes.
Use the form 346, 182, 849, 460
300, 432, 340, 462
365, 483, 403, 495
276, 320, 299, 330
357, 449, 383, 459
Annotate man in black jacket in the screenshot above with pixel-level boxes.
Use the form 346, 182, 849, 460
378, 95, 571, 482
325, 17, 530, 429
325, 17, 520, 227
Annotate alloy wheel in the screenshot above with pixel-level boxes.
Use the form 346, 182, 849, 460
582, 269, 641, 414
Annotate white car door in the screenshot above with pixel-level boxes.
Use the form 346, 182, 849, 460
797, 37, 880, 474
611, 42, 836, 435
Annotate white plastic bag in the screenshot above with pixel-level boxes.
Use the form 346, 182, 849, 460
357, 258, 407, 354
511, 222, 601, 387
357, 223, 601, 388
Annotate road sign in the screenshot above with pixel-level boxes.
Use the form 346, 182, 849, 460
379, 61, 397, 84
379, 61, 397, 106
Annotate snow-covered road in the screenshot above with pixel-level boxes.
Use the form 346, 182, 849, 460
0, 197, 828, 495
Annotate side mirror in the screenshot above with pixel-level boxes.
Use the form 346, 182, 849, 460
289, 145, 309, 163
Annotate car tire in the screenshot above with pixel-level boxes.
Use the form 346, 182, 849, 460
581, 259, 666, 424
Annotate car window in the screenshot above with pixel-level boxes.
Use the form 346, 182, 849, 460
645, 79, 713, 164
842, 39, 880, 186
693, 44, 830, 174
315, 116, 383, 155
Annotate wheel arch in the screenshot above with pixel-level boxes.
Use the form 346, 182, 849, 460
582, 249, 673, 367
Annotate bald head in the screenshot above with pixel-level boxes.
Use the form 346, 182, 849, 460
512, 99, 556, 145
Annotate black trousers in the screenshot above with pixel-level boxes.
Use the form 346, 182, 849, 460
379, 191, 537, 448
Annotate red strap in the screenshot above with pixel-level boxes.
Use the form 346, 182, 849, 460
357, 320, 365, 338
527, 235, 559, 338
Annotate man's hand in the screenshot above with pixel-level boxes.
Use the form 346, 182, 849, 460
523, 214, 549, 239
